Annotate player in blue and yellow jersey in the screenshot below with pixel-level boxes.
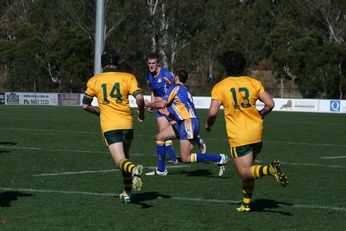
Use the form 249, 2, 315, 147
146, 54, 207, 175
81, 48, 144, 204
145, 69, 227, 176
205, 50, 288, 212
146, 53, 178, 168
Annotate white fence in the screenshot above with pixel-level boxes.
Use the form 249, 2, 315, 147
2, 92, 346, 113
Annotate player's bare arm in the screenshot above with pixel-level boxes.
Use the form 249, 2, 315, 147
144, 99, 167, 109
81, 94, 100, 116
258, 91, 275, 117
205, 99, 221, 131
135, 93, 145, 123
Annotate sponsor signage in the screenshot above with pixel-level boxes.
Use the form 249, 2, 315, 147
58, 93, 80, 106
330, 100, 340, 112
5, 92, 58, 105
4, 92, 346, 113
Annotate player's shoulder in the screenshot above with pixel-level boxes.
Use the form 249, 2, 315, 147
160, 68, 173, 76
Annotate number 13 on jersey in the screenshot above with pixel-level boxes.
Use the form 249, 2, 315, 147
230, 87, 251, 109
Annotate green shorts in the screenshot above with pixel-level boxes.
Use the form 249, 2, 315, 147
103, 129, 133, 154
230, 142, 263, 159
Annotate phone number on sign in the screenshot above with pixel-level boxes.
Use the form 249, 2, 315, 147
24, 99, 50, 105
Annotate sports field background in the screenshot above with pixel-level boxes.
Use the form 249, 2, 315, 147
0, 105, 346, 230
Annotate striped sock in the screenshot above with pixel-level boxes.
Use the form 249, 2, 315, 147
165, 140, 177, 161
241, 180, 254, 207
251, 164, 271, 180
121, 171, 132, 193
156, 141, 166, 172
120, 159, 136, 174
190, 153, 221, 163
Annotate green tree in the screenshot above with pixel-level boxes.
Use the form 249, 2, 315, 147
0, 22, 47, 91
47, 26, 92, 92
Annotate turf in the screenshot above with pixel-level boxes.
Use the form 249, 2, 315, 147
0, 105, 346, 230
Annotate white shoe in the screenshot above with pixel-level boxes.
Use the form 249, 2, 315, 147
119, 191, 132, 204
132, 165, 143, 191
145, 168, 168, 176
167, 159, 179, 165
217, 154, 228, 176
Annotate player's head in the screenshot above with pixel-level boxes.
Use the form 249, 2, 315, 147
174, 69, 188, 84
101, 48, 118, 67
147, 53, 160, 73
218, 50, 246, 75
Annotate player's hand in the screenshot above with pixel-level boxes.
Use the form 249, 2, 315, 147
144, 99, 154, 113
144, 99, 151, 107
205, 122, 211, 132
137, 114, 144, 123
159, 107, 169, 116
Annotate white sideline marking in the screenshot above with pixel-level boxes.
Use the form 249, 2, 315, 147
265, 141, 346, 148
0, 145, 146, 156
255, 160, 346, 169
320, 156, 346, 160
1, 145, 345, 169
0, 127, 99, 135
33, 165, 189, 177
0, 187, 345, 212
2, 127, 346, 148
279, 161, 346, 169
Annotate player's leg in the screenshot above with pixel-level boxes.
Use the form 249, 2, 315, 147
232, 143, 288, 211
104, 130, 143, 203
146, 124, 177, 176
233, 143, 287, 186
232, 152, 255, 212
179, 119, 228, 175
195, 133, 207, 153
157, 115, 177, 163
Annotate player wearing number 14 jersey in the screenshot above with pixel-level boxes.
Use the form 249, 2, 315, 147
205, 50, 288, 212
82, 48, 144, 204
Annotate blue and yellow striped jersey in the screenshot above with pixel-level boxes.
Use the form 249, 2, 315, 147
163, 83, 198, 121
147, 67, 174, 97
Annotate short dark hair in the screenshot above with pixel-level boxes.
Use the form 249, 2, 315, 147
147, 53, 160, 62
174, 69, 188, 83
101, 48, 118, 67
218, 50, 246, 75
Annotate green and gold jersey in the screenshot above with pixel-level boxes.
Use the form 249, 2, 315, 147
84, 70, 141, 132
211, 76, 265, 147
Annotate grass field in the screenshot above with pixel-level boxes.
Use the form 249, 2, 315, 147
0, 105, 346, 230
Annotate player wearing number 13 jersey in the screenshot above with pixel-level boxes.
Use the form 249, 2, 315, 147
211, 73, 265, 147
82, 48, 144, 204
205, 50, 288, 213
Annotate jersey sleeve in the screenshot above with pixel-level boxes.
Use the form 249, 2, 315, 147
84, 78, 96, 97
164, 70, 174, 86
256, 80, 265, 96
211, 83, 223, 104
163, 85, 179, 104
129, 74, 141, 97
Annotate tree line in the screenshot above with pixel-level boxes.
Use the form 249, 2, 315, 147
0, 0, 345, 98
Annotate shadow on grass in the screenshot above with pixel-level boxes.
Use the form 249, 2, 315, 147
174, 169, 213, 177
0, 191, 32, 207
0, 142, 17, 145
132, 191, 171, 209
250, 199, 293, 215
